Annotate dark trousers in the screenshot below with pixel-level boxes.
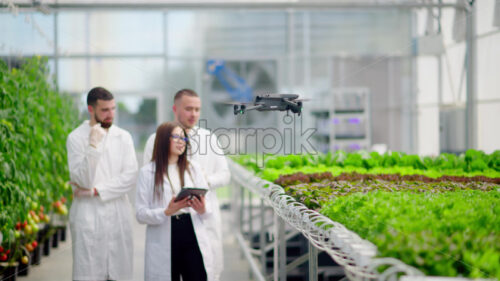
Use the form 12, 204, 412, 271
171, 213, 207, 281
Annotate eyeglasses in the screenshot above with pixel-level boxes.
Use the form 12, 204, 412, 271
171, 134, 188, 143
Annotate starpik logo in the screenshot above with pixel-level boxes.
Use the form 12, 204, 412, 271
187, 115, 318, 168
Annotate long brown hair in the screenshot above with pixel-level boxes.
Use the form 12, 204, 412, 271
151, 122, 190, 201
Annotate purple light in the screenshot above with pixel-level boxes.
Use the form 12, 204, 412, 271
348, 118, 361, 124
349, 143, 361, 150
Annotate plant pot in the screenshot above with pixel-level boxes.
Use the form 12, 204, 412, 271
16, 259, 29, 276
0, 262, 19, 281
43, 235, 52, 256
52, 229, 59, 248
30, 244, 41, 265
59, 225, 67, 241
42, 224, 52, 256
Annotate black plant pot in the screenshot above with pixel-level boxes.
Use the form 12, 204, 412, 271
0, 263, 18, 281
31, 244, 41, 265
43, 235, 52, 256
41, 224, 51, 256
16, 259, 29, 276
52, 229, 59, 248
59, 226, 67, 241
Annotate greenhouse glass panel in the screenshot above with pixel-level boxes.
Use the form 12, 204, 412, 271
89, 58, 163, 92
0, 12, 54, 55
116, 96, 157, 151
165, 59, 200, 94
309, 10, 411, 56
47, 58, 56, 85
310, 57, 330, 90
167, 11, 286, 57
58, 12, 88, 54
293, 58, 305, 88
166, 11, 201, 57
58, 58, 88, 93
86, 11, 163, 55
203, 11, 286, 57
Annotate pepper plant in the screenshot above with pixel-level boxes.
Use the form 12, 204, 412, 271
0, 56, 77, 263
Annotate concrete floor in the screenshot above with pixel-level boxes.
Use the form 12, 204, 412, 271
17, 204, 250, 281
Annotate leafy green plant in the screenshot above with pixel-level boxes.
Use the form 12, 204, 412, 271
235, 151, 500, 182
232, 152, 500, 279
321, 191, 500, 279
0, 57, 77, 264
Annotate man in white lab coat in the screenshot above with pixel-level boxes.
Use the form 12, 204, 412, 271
67, 87, 138, 281
143, 89, 230, 279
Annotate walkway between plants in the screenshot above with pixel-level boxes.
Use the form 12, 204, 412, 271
17, 201, 249, 281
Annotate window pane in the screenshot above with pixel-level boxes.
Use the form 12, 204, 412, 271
167, 11, 286, 57
309, 10, 411, 56
58, 11, 163, 55
90, 58, 163, 92
88, 11, 163, 54
58, 58, 88, 93
0, 13, 54, 55
116, 96, 157, 150
203, 11, 286, 57
58, 12, 87, 54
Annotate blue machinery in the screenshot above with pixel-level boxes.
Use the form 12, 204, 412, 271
206, 59, 254, 103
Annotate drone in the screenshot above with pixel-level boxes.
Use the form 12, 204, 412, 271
227, 93, 307, 116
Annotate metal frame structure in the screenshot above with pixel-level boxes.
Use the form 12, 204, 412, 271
2, 1, 466, 11
1, 0, 479, 152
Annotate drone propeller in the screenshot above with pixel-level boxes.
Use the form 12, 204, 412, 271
221, 101, 253, 105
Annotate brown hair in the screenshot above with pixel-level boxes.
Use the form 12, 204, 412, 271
151, 122, 190, 201
174, 89, 199, 103
87, 87, 114, 107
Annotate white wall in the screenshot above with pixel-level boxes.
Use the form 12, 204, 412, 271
476, 25, 500, 153
416, 0, 500, 154
416, 57, 440, 156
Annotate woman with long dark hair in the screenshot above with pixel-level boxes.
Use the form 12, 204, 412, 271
135, 122, 218, 281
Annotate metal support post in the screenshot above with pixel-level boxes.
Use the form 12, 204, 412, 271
248, 189, 253, 280
260, 199, 267, 274
308, 242, 318, 281
278, 217, 287, 281
53, 12, 59, 91
249, 189, 253, 238
239, 185, 245, 259
273, 214, 278, 281
465, 0, 477, 149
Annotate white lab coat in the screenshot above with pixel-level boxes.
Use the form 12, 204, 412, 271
66, 120, 138, 280
135, 161, 218, 281
143, 126, 230, 275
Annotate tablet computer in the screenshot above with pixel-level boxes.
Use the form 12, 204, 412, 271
174, 187, 208, 202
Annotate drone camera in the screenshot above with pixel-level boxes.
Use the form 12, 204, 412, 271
233, 104, 246, 115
